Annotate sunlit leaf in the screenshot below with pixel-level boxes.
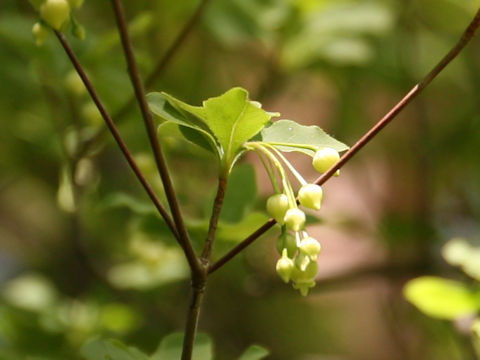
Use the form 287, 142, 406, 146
260, 120, 349, 156
202, 87, 278, 169
442, 237, 471, 266
107, 244, 189, 290
441, 238, 480, 281
150, 88, 279, 172
404, 276, 480, 320
2, 274, 58, 312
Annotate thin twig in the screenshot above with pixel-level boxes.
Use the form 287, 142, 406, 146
145, 0, 211, 90
76, 0, 212, 158
181, 280, 206, 360
314, 8, 480, 188
201, 177, 228, 263
181, 176, 227, 359
209, 220, 276, 274
110, 0, 201, 274
54, 30, 179, 241
208, 7, 480, 274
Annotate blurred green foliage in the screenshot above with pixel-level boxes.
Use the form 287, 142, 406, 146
405, 238, 480, 357
2, 0, 480, 359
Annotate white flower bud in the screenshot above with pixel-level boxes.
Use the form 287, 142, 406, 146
40, 0, 71, 30
299, 237, 321, 261
276, 249, 294, 283
298, 184, 323, 210
283, 208, 305, 232
266, 193, 289, 224
312, 147, 340, 174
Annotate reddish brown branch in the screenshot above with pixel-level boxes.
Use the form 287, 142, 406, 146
54, 31, 179, 241
208, 7, 480, 274
208, 220, 276, 274
76, 0, 212, 158
145, 0, 211, 89
110, 0, 201, 274
201, 178, 228, 263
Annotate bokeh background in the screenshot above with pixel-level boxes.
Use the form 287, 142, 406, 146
1, 0, 480, 359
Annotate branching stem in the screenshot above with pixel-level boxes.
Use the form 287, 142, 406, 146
77, 0, 212, 158
145, 0, 211, 90
110, 0, 201, 274
209, 220, 276, 274
313, 8, 480, 188
53, 30, 179, 241
181, 177, 229, 358
208, 7, 480, 274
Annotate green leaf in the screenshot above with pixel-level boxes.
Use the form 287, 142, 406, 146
260, 119, 349, 156
147, 92, 208, 131
202, 87, 278, 169
404, 276, 480, 320
148, 92, 218, 153
160, 92, 207, 121
238, 345, 269, 360
80, 338, 149, 360
158, 122, 215, 153
151, 332, 213, 360
219, 164, 257, 223
150, 88, 279, 172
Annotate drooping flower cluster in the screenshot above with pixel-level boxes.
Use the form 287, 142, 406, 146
245, 140, 341, 296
